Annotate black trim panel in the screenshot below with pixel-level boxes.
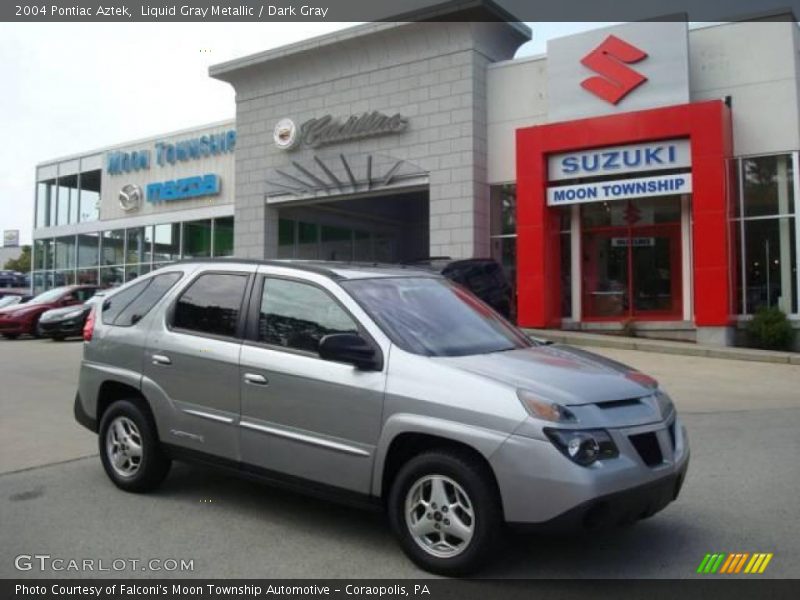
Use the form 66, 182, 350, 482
73, 392, 97, 433
162, 443, 382, 512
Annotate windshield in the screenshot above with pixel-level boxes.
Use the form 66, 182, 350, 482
27, 287, 68, 305
342, 277, 531, 357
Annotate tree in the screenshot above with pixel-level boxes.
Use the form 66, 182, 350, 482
4, 245, 31, 272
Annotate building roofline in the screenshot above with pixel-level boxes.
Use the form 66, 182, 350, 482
209, 0, 531, 80
35, 118, 236, 169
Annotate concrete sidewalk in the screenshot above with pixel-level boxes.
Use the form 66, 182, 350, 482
525, 328, 800, 365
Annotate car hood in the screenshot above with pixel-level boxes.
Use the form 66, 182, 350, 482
40, 305, 85, 320
0, 304, 38, 316
433, 344, 653, 405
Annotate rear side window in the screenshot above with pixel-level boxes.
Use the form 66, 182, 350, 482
102, 273, 183, 327
172, 273, 248, 338
114, 273, 183, 326
102, 280, 150, 325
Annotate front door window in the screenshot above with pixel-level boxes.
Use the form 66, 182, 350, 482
581, 197, 683, 320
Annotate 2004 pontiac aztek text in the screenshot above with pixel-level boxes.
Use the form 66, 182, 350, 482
74, 259, 689, 575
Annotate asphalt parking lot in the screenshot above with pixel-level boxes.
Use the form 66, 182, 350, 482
1, 338, 799, 578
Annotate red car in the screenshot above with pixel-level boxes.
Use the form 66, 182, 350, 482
0, 285, 99, 339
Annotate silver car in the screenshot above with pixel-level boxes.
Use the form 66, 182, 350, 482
74, 260, 689, 575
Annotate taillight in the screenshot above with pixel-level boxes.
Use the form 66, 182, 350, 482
83, 307, 96, 342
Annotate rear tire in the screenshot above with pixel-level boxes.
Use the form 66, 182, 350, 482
98, 399, 171, 493
52, 335, 64, 341
388, 450, 502, 576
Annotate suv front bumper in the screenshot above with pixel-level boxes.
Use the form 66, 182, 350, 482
490, 417, 690, 527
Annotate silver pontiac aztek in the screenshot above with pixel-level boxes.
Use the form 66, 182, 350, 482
74, 260, 689, 575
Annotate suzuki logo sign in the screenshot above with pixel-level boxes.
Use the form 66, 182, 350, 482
546, 22, 689, 121
580, 35, 648, 105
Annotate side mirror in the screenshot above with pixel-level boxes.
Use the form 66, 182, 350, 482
318, 333, 382, 371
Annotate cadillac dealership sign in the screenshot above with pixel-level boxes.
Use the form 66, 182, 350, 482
275, 111, 409, 151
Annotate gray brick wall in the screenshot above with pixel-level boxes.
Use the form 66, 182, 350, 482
213, 21, 529, 259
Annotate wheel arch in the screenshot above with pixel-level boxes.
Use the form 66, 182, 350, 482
96, 380, 159, 439
373, 415, 509, 510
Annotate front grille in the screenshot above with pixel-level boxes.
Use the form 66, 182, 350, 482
629, 432, 663, 467
597, 398, 642, 409
668, 422, 676, 450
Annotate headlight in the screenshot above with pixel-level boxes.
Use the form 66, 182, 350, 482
544, 428, 619, 466
62, 309, 84, 320
517, 389, 576, 423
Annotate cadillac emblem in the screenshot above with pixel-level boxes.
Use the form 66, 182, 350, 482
273, 118, 299, 150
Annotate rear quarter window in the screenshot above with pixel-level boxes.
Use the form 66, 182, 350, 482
101, 272, 183, 327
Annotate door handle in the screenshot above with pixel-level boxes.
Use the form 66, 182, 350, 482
152, 354, 172, 366
244, 373, 268, 386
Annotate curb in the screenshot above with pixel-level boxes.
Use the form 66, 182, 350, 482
524, 329, 800, 365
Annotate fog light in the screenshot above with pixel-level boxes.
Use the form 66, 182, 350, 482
544, 428, 618, 467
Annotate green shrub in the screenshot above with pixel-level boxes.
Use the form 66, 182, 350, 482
746, 307, 795, 350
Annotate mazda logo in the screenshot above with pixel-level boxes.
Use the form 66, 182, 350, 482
119, 184, 143, 212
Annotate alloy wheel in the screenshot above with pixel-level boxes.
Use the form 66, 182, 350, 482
105, 416, 143, 478
404, 474, 475, 558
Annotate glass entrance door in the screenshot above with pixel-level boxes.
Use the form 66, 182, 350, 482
581, 198, 683, 320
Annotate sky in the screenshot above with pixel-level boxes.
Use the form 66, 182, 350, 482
0, 21, 611, 245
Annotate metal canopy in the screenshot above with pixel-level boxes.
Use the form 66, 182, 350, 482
266, 152, 428, 204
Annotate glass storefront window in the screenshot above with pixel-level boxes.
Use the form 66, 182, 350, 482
490, 184, 517, 236
560, 232, 572, 318
125, 264, 150, 282
490, 185, 518, 318
153, 223, 180, 262
102, 230, 125, 266
581, 196, 682, 229
77, 233, 100, 268
79, 170, 100, 222
33, 239, 50, 270
320, 225, 352, 261
735, 153, 798, 315
743, 217, 797, 315
54, 236, 76, 270
353, 230, 372, 262
57, 175, 79, 226
581, 197, 683, 320
183, 220, 212, 258
54, 270, 75, 286
36, 180, 55, 228
741, 154, 794, 218
213, 217, 234, 257
99, 266, 124, 288
297, 222, 319, 259
126, 227, 150, 266
278, 219, 295, 258
77, 268, 99, 286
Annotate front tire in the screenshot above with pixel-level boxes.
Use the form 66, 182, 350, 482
98, 399, 171, 493
388, 450, 502, 576
2, 333, 19, 340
